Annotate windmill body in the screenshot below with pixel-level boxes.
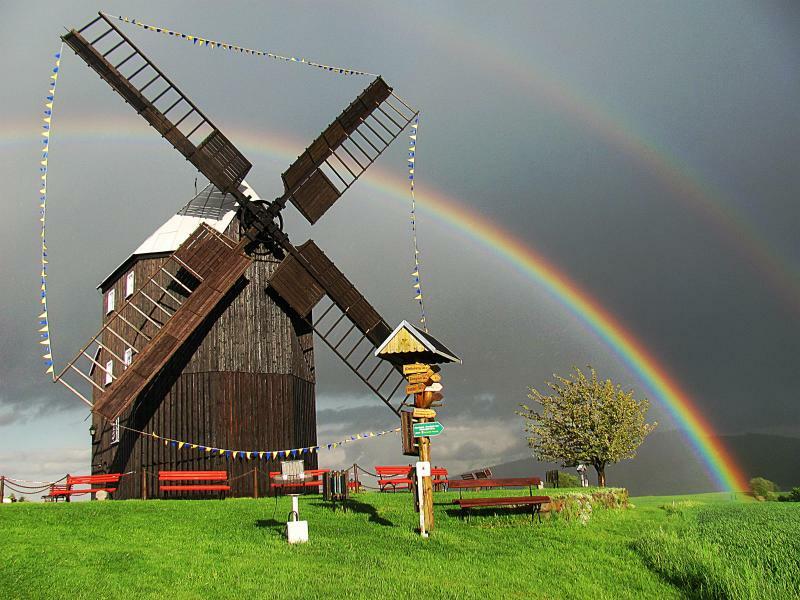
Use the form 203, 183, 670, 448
90, 183, 316, 498
55, 13, 419, 497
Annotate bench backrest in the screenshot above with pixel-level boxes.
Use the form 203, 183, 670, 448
448, 477, 541, 489
268, 469, 329, 479
67, 474, 122, 486
159, 470, 228, 481
375, 466, 412, 476
431, 468, 448, 477
459, 468, 493, 480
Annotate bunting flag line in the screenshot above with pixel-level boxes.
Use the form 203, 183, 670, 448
115, 423, 401, 460
105, 13, 378, 77
38, 44, 64, 381
408, 117, 428, 332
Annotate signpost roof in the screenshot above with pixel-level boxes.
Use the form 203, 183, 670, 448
374, 321, 461, 365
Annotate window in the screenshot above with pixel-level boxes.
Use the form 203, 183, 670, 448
125, 271, 135, 298
124, 347, 133, 368
106, 288, 115, 314
104, 359, 113, 386
110, 417, 120, 445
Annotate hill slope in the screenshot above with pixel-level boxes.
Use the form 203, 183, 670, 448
488, 431, 800, 495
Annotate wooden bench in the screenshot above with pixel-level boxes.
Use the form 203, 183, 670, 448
375, 466, 413, 492
431, 467, 449, 491
269, 469, 329, 494
158, 470, 230, 495
42, 473, 122, 502
449, 477, 548, 523
375, 466, 449, 492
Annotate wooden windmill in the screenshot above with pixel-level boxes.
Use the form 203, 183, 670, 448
55, 13, 419, 498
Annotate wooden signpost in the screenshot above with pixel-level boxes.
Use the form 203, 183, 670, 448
374, 321, 461, 537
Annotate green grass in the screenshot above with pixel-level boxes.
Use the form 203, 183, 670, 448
0, 489, 796, 599
635, 502, 800, 599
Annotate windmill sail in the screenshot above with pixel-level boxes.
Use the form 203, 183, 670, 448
62, 13, 251, 193
281, 77, 418, 224
269, 241, 408, 415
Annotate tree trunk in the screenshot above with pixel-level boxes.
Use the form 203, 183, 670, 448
595, 464, 606, 487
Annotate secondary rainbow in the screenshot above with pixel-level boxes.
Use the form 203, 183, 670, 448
424, 20, 800, 313
7, 115, 749, 491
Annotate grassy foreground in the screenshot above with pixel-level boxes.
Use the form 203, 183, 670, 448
0, 489, 796, 599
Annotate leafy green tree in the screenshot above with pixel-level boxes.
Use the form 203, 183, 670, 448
517, 366, 657, 487
749, 477, 778, 499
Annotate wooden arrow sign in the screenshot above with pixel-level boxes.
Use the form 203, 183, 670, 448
406, 382, 427, 395
424, 382, 443, 393
407, 372, 433, 384
403, 363, 430, 375
413, 408, 437, 419
430, 373, 442, 383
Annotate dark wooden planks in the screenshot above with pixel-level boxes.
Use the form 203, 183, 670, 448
93, 227, 252, 420
91, 221, 317, 499
268, 240, 391, 345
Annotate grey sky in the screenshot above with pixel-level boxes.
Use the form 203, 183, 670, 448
1, 1, 798, 486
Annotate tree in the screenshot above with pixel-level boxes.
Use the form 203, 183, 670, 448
517, 366, 657, 487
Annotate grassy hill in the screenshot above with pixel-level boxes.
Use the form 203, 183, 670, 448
488, 431, 800, 495
1, 490, 797, 599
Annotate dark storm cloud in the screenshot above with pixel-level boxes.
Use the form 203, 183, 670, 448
1, 1, 798, 482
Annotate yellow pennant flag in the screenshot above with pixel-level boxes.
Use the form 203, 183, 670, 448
178, 442, 185, 449
46, 365, 54, 374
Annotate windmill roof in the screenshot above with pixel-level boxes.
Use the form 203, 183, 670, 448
374, 320, 461, 365
98, 180, 259, 290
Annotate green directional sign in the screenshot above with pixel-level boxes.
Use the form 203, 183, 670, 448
413, 421, 444, 438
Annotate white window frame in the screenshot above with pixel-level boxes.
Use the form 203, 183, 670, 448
110, 417, 120, 445
106, 288, 115, 314
123, 347, 133, 369
125, 271, 135, 298
104, 359, 113, 386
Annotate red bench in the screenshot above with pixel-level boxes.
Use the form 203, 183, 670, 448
158, 470, 230, 495
431, 467, 449, 491
42, 473, 122, 502
449, 477, 548, 523
375, 466, 449, 492
376, 466, 413, 491
269, 469, 329, 493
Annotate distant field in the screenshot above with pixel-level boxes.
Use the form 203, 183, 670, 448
1, 490, 797, 599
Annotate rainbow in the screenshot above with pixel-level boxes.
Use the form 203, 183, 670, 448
6, 113, 749, 490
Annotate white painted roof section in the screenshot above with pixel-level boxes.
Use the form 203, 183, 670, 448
131, 180, 259, 256
98, 180, 260, 289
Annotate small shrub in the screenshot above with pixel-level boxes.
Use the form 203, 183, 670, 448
557, 471, 580, 488
790, 487, 800, 502
750, 477, 778, 498
556, 493, 593, 525
658, 500, 699, 516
